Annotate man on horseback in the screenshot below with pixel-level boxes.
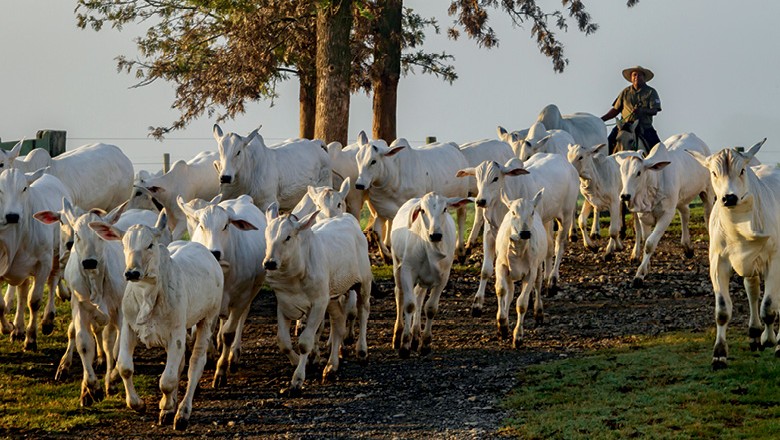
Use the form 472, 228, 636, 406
601, 65, 662, 153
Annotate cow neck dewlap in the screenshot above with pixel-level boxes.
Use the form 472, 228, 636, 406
633, 169, 659, 213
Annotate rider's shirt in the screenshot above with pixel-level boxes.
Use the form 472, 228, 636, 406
612, 84, 661, 128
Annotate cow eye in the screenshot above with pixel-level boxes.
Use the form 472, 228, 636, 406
740, 168, 745, 176
636, 171, 641, 177
0, 163, 4, 168
712, 171, 716, 177
491, 177, 498, 183
370, 160, 376, 166
578, 156, 583, 161
284, 235, 291, 242
22, 186, 27, 192
147, 243, 154, 249
337, 202, 342, 208
223, 224, 229, 231
236, 150, 241, 157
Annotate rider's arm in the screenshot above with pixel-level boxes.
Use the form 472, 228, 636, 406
601, 108, 620, 121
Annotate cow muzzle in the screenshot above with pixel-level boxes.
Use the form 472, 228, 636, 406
125, 270, 141, 281
211, 250, 222, 261
5, 213, 19, 224
355, 183, 367, 191
220, 175, 233, 184
429, 232, 443, 242
620, 194, 631, 202
263, 259, 278, 271
476, 199, 487, 208
81, 259, 98, 270
519, 230, 532, 240
722, 194, 738, 207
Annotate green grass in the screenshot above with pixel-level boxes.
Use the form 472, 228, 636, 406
502, 332, 780, 439
0, 301, 157, 435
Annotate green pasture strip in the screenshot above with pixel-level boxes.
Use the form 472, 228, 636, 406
0, 302, 156, 435
502, 332, 780, 439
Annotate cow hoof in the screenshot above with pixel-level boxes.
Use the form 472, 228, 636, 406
55, 365, 69, 381
589, 233, 599, 240
763, 340, 776, 351
173, 417, 190, 431
498, 326, 509, 341
603, 253, 614, 262
410, 338, 420, 352
10, 330, 24, 343
684, 249, 694, 259
0, 323, 13, 335
420, 345, 432, 357
471, 306, 483, 318
631, 278, 644, 288
213, 373, 227, 389
344, 334, 355, 346
398, 347, 411, 359
711, 358, 728, 370
322, 367, 337, 383
749, 341, 761, 352
159, 410, 176, 426
774, 349, 780, 359
588, 245, 599, 254
23, 340, 37, 352
228, 360, 240, 374
534, 312, 544, 325
513, 338, 523, 349
42, 322, 54, 336
357, 350, 368, 365
130, 400, 146, 413
80, 391, 94, 407
280, 386, 302, 398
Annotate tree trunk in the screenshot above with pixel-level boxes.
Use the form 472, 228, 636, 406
314, 0, 353, 145
299, 71, 316, 139
372, 0, 402, 143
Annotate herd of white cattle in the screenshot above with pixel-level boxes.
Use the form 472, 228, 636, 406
0, 104, 777, 431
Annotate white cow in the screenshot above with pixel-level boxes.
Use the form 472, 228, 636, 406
567, 143, 630, 260
178, 194, 266, 387
0, 168, 71, 350
535, 104, 609, 149
457, 154, 579, 316
138, 151, 221, 240
614, 133, 713, 287
391, 193, 472, 357
263, 203, 373, 394
458, 136, 515, 251
494, 190, 548, 348
34, 200, 127, 407
354, 135, 470, 263
213, 125, 332, 212
3, 142, 133, 211
89, 213, 223, 431
688, 140, 780, 368
512, 122, 577, 161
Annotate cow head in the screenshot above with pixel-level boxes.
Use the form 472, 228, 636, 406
614, 142, 669, 212
0, 168, 45, 228
456, 158, 529, 210
306, 178, 351, 219
354, 131, 398, 191
567, 143, 608, 181
501, 188, 544, 243
0, 140, 23, 172
213, 124, 262, 187
687, 139, 766, 209
407, 192, 472, 244
178, 195, 258, 263
262, 202, 318, 272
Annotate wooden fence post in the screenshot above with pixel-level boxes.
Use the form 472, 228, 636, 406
425, 136, 437, 144
163, 153, 171, 173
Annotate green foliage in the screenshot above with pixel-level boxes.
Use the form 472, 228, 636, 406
503, 332, 780, 439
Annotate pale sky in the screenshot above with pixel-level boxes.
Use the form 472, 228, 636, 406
2, 1, 780, 172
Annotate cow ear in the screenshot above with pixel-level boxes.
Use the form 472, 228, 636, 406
265, 202, 280, 222
213, 124, 224, 140
646, 160, 671, 171
227, 208, 258, 231
685, 149, 709, 168
26, 167, 47, 184
33, 210, 61, 225
745, 138, 766, 161
248, 125, 262, 141
384, 145, 405, 157
409, 203, 423, 226
177, 195, 199, 220
213, 160, 222, 174
338, 177, 351, 199
89, 221, 125, 242
8, 139, 24, 162
499, 190, 513, 210
503, 165, 529, 176
510, 132, 523, 144
297, 210, 319, 231
306, 185, 319, 200
357, 131, 369, 147
154, 209, 168, 233
209, 194, 223, 205
630, 120, 640, 131
497, 126, 508, 141
104, 200, 129, 225
532, 188, 545, 209
456, 167, 476, 178
447, 197, 473, 209
593, 143, 608, 155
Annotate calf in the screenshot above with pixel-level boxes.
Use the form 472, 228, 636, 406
178, 194, 266, 387
263, 202, 372, 394
494, 190, 547, 347
614, 133, 713, 287
391, 193, 472, 357
688, 140, 780, 368
90, 212, 223, 431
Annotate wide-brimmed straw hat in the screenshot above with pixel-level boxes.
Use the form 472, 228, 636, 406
622, 65, 654, 82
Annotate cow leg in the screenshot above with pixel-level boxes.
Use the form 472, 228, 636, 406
465, 205, 484, 254
472, 224, 496, 317
631, 214, 648, 262
411, 285, 426, 352
42, 269, 60, 336
229, 305, 253, 373
10, 283, 27, 342
276, 311, 299, 367
56, 318, 76, 380
590, 202, 601, 239
455, 205, 467, 262
73, 302, 102, 407
606, 200, 624, 258
0, 284, 14, 335
578, 200, 598, 252
762, 259, 780, 354
633, 211, 674, 287
213, 306, 239, 388
392, 279, 404, 351
710, 254, 733, 369
323, 299, 347, 382
397, 270, 417, 359
569, 203, 579, 243
494, 265, 513, 341
374, 217, 393, 264
513, 271, 537, 349
26, 272, 50, 351
356, 281, 371, 363
288, 298, 327, 395
743, 275, 764, 351
174, 316, 215, 431
532, 263, 545, 324
547, 217, 569, 292
699, 190, 713, 232
678, 204, 694, 258
159, 328, 187, 427
103, 323, 120, 394
420, 283, 445, 356
117, 320, 144, 413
